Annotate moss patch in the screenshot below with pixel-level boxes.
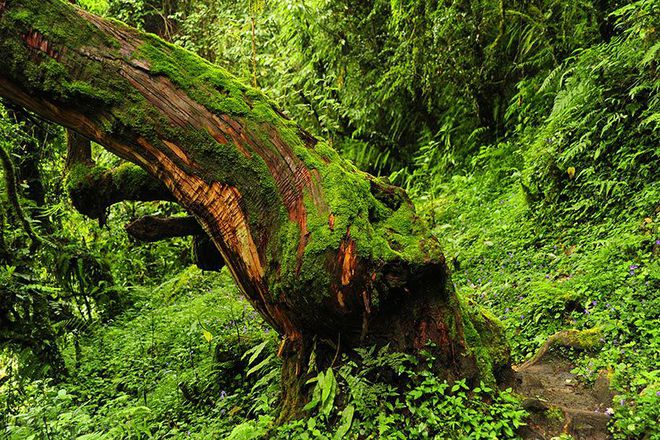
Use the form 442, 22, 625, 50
136, 36, 251, 117
5, 0, 119, 50
459, 296, 511, 386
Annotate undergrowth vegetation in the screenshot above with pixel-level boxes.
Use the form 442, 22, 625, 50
1, 0, 658, 438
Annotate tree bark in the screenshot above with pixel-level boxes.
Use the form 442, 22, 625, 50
65, 128, 93, 171
125, 215, 225, 271
125, 215, 203, 241
0, 0, 509, 416
65, 130, 223, 269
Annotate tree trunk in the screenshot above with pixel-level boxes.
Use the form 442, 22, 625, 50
0, 0, 509, 416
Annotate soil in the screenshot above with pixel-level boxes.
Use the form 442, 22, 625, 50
513, 355, 615, 440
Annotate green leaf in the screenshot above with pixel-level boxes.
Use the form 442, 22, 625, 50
202, 329, 213, 343
242, 340, 268, 366
304, 372, 323, 412
320, 368, 337, 417
246, 354, 273, 377
333, 405, 354, 440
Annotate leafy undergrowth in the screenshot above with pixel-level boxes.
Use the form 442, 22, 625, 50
415, 4, 660, 436
1, 267, 279, 438
1, 266, 528, 439
427, 158, 659, 438
228, 346, 527, 440
5, 181, 657, 439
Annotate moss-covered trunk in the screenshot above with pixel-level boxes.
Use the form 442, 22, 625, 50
0, 0, 509, 415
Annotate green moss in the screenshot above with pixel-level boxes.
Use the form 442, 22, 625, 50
267, 220, 301, 296
66, 162, 156, 198
312, 141, 342, 164
65, 163, 104, 193
113, 100, 161, 140
269, 146, 435, 306
110, 163, 159, 194
65, 80, 121, 104
375, 202, 428, 263
6, 0, 120, 51
458, 296, 510, 386
136, 35, 251, 117
0, 1, 126, 110
266, 157, 376, 302
546, 327, 604, 351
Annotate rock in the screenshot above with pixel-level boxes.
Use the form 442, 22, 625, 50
592, 369, 615, 405
522, 398, 550, 413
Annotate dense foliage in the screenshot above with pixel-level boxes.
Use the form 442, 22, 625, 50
0, 0, 658, 438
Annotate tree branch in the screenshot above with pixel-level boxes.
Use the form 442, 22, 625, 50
125, 215, 225, 271
67, 162, 175, 221
124, 215, 202, 241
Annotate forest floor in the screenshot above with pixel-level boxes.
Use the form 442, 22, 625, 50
515, 355, 612, 439
2, 157, 658, 439
426, 153, 659, 439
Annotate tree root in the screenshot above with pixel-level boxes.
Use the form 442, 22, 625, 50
517, 327, 603, 370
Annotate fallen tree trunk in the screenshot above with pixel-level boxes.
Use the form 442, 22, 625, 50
0, 0, 509, 416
